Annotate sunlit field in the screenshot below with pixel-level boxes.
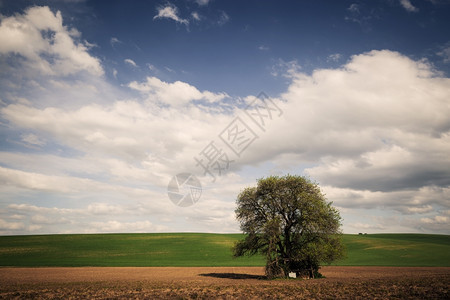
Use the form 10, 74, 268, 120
1, 233, 448, 267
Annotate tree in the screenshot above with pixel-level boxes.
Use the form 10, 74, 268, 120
233, 175, 344, 279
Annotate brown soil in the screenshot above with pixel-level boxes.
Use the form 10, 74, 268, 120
1, 266, 449, 299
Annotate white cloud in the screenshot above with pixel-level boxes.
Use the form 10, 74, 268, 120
0, 218, 25, 230
270, 59, 301, 77
269, 51, 449, 161
404, 205, 433, 214
399, 0, 419, 12
0, 5, 244, 235
258, 45, 269, 51
195, 0, 210, 6
306, 144, 450, 192
3, 201, 175, 234
348, 222, 385, 230
9, 214, 25, 220
0, 165, 101, 193
128, 76, 228, 107
153, 4, 189, 26
234, 50, 450, 225
147, 64, 157, 71
88, 220, 168, 233
110, 37, 121, 47
31, 214, 52, 224
87, 203, 124, 215
327, 53, 341, 62
0, 4, 449, 238
0, 99, 232, 183
31, 214, 68, 225
345, 3, 374, 28
21, 133, 46, 146
8, 203, 79, 214
319, 185, 450, 212
421, 215, 448, 224
191, 12, 201, 21
165, 66, 175, 73
0, 6, 103, 76
418, 215, 449, 232
437, 44, 450, 63
2, 103, 143, 159
29, 225, 43, 231
124, 58, 137, 67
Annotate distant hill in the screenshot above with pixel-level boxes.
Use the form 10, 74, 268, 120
0, 233, 448, 267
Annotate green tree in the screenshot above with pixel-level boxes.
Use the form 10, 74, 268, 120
233, 175, 344, 279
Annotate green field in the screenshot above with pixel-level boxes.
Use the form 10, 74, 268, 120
0, 233, 448, 267
340, 234, 450, 266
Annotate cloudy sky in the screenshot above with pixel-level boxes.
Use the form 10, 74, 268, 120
0, 0, 449, 235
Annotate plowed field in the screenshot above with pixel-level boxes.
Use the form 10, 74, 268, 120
1, 266, 449, 299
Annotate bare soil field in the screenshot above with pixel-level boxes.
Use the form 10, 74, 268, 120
0, 266, 449, 299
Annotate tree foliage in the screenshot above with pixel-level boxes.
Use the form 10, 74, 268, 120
233, 175, 344, 279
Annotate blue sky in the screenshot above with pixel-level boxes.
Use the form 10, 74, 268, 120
0, 0, 449, 235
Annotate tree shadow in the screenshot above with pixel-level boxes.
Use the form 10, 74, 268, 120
199, 273, 267, 280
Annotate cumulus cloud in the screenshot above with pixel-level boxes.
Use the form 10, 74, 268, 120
421, 215, 448, 224
319, 185, 450, 212
405, 205, 433, 214
0, 98, 234, 186
418, 215, 449, 232
0, 219, 25, 230
264, 50, 449, 163
31, 214, 68, 225
128, 76, 228, 107
0, 8, 449, 235
232, 50, 450, 230
307, 145, 450, 192
153, 4, 189, 26
3, 202, 173, 235
2, 102, 153, 159
0, 5, 241, 235
0, 6, 103, 76
0, 165, 106, 193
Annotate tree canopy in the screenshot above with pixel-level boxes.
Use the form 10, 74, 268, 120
233, 175, 344, 279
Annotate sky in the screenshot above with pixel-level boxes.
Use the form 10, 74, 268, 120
0, 0, 449, 235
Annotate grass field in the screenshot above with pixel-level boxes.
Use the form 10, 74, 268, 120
340, 233, 450, 266
0, 233, 449, 267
